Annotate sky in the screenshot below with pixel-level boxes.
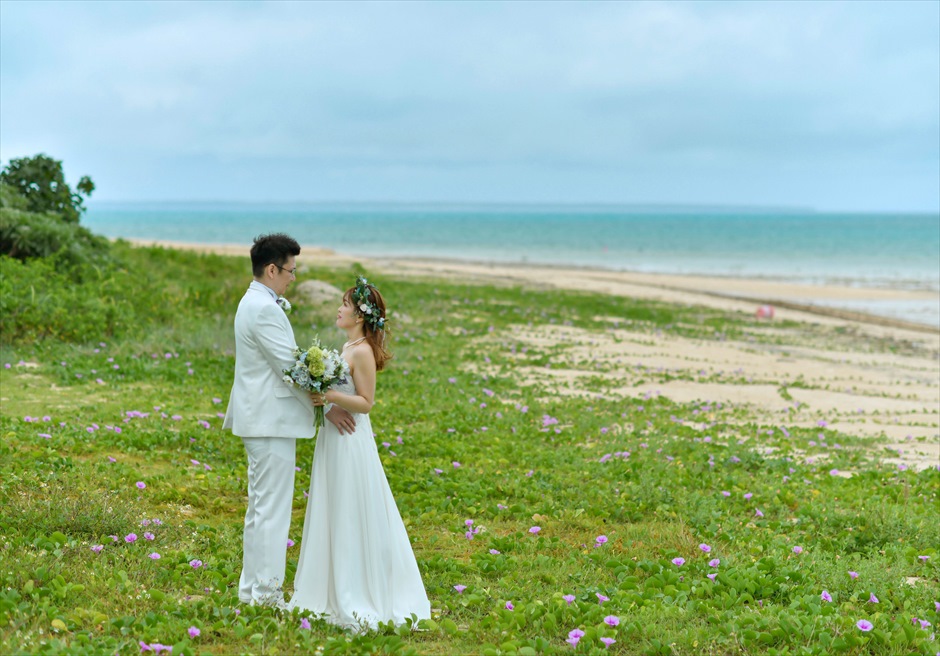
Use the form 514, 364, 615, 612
1, 1, 938, 212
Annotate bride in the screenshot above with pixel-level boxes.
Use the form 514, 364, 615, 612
290, 276, 431, 631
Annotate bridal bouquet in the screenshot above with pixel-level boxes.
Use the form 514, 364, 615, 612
282, 336, 350, 431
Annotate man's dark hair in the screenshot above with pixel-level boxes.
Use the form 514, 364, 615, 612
250, 233, 301, 278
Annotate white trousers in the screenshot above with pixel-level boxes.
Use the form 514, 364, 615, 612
239, 436, 296, 605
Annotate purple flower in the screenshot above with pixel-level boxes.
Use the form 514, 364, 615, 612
505, 601, 514, 611
856, 619, 873, 632
849, 571, 858, 579
529, 526, 541, 534
604, 615, 620, 627
90, 545, 104, 553
566, 628, 585, 647
699, 543, 711, 553
595, 535, 608, 545
868, 593, 879, 603
125, 533, 138, 543
300, 617, 311, 630
188, 626, 200, 638
709, 558, 720, 567
600, 637, 616, 648
189, 559, 203, 569
136, 481, 146, 490
286, 539, 295, 548
596, 593, 609, 604
821, 590, 832, 603
489, 549, 500, 555
918, 555, 930, 562
918, 619, 931, 629
743, 493, 753, 500
755, 508, 764, 518
144, 532, 155, 541
563, 594, 575, 605
721, 490, 731, 497
672, 557, 685, 567
829, 469, 839, 476
454, 584, 466, 594
452, 461, 461, 468
792, 546, 803, 554
707, 573, 718, 581
148, 552, 161, 560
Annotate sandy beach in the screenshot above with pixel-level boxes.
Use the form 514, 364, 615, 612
131, 238, 940, 469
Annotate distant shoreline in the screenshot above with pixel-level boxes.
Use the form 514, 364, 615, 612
122, 238, 940, 336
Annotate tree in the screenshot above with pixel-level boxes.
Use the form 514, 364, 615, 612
0, 154, 94, 224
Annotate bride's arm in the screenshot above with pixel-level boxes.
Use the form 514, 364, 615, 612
324, 346, 376, 414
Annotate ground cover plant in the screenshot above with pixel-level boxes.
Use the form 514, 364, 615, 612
1, 245, 938, 655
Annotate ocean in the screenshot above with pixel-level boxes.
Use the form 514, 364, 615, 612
83, 203, 940, 327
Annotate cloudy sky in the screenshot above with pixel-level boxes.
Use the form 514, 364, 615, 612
1, 1, 937, 211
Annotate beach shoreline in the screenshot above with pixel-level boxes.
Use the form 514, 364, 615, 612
125, 238, 940, 335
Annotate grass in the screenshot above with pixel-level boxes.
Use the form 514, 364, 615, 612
0, 245, 937, 655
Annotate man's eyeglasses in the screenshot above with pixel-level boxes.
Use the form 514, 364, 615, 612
274, 264, 297, 275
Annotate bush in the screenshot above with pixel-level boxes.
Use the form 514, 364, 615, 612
0, 207, 112, 271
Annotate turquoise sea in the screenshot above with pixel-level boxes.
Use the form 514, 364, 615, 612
84, 203, 940, 327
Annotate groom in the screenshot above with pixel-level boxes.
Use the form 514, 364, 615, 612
223, 233, 354, 607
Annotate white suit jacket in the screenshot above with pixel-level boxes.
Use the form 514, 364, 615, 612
223, 281, 316, 438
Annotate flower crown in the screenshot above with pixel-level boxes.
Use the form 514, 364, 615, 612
352, 276, 386, 330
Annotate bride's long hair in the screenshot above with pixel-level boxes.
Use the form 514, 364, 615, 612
344, 283, 392, 371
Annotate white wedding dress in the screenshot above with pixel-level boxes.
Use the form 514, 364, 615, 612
289, 377, 431, 631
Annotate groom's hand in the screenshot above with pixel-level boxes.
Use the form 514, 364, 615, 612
326, 405, 356, 434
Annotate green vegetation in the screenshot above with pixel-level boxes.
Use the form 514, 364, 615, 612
1, 244, 938, 655
1, 155, 107, 272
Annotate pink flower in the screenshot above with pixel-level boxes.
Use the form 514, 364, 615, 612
90, 545, 103, 553
849, 571, 858, 579
144, 532, 155, 541
505, 601, 514, 611
189, 559, 203, 569
792, 546, 803, 554
918, 555, 930, 562
596, 593, 609, 604
188, 626, 200, 638
856, 619, 873, 632
566, 628, 585, 647
125, 533, 138, 543
600, 637, 616, 648
672, 558, 685, 567
300, 617, 311, 630
595, 535, 608, 545
148, 552, 161, 560
454, 585, 466, 594
136, 481, 146, 490
529, 526, 541, 534
821, 590, 832, 602
604, 615, 620, 627
699, 543, 711, 553
563, 594, 575, 605
709, 558, 720, 567
707, 573, 718, 581
286, 539, 295, 548
452, 461, 461, 468
490, 549, 500, 555
869, 593, 879, 603
755, 508, 764, 517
